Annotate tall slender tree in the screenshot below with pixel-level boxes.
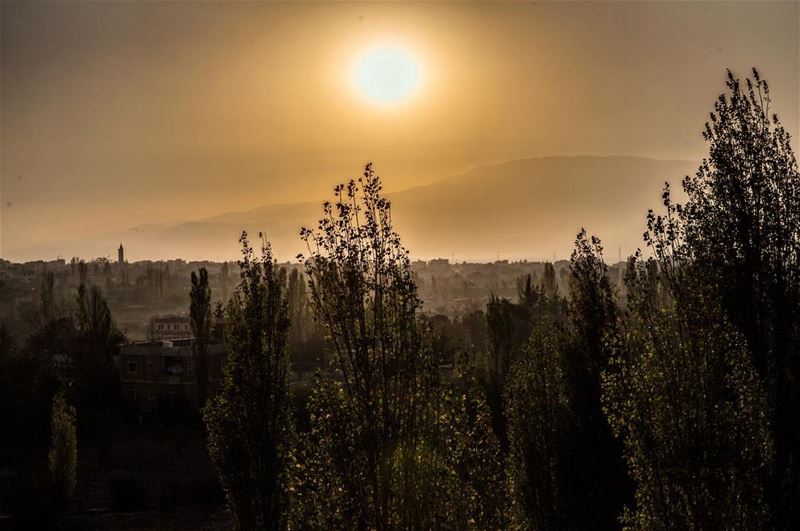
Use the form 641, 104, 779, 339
564, 230, 631, 528
603, 192, 772, 529
39, 271, 56, 326
299, 164, 437, 529
484, 294, 530, 448
674, 69, 800, 528
506, 320, 575, 530
297, 164, 503, 529
72, 284, 124, 442
48, 392, 77, 503
190, 267, 212, 408
205, 232, 294, 531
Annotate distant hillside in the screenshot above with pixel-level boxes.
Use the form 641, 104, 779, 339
388, 155, 698, 261
6, 156, 699, 262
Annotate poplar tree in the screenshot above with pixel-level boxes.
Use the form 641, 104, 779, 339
676, 69, 800, 527
190, 267, 212, 407
205, 233, 294, 531
48, 392, 77, 503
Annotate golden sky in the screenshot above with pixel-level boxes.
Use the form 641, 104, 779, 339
1, 1, 798, 261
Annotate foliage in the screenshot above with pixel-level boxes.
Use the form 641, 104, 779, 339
483, 269, 567, 449
299, 164, 437, 529
71, 284, 125, 441
204, 232, 294, 531
298, 164, 507, 529
441, 377, 509, 529
484, 294, 531, 447
603, 200, 773, 529
190, 267, 212, 408
286, 268, 325, 367
0, 323, 59, 445
506, 320, 575, 530
674, 68, 800, 528
563, 230, 631, 528
48, 392, 77, 502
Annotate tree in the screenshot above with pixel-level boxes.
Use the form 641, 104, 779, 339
484, 294, 531, 448
72, 284, 125, 442
297, 164, 501, 529
483, 269, 567, 452
48, 392, 77, 503
211, 301, 225, 344
505, 232, 630, 530
602, 194, 772, 529
204, 232, 294, 531
190, 267, 212, 408
506, 320, 576, 530
563, 230, 631, 528
674, 68, 800, 528
286, 268, 323, 367
39, 271, 56, 326
299, 164, 439, 529
541, 262, 558, 298
444, 377, 509, 529
221, 261, 230, 303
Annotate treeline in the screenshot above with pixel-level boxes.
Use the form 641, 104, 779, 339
198, 69, 799, 530
0, 279, 128, 519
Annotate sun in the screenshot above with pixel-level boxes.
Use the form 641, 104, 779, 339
353, 46, 421, 105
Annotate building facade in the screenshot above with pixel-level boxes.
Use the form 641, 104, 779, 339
116, 339, 225, 412
148, 314, 192, 341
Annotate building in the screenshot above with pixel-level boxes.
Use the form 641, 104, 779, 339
149, 314, 192, 341
116, 339, 225, 412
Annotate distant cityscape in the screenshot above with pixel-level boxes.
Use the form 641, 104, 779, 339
0, 244, 627, 411
2, 245, 628, 326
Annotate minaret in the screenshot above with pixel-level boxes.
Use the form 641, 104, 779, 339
118, 243, 124, 264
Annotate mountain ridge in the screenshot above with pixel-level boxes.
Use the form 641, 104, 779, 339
3, 155, 700, 262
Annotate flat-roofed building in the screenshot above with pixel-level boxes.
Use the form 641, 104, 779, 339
117, 339, 225, 412
148, 314, 192, 341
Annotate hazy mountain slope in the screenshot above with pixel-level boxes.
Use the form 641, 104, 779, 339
388, 156, 698, 260
5, 156, 699, 262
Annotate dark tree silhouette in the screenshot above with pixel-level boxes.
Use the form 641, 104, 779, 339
603, 193, 772, 529
484, 294, 530, 448
506, 319, 575, 530
297, 164, 506, 529
190, 267, 212, 408
204, 232, 294, 531
563, 230, 631, 529
48, 392, 77, 503
674, 68, 800, 528
298, 164, 439, 529
71, 284, 125, 443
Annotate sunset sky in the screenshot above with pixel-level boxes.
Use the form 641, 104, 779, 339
2, 1, 798, 262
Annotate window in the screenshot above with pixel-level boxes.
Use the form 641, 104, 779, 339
127, 361, 138, 374
164, 357, 184, 375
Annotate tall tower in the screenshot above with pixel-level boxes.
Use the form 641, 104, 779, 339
118, 243, 124, 264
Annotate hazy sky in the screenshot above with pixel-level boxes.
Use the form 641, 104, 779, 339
1, 1, 798, 261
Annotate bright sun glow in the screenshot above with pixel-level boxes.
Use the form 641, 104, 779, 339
353, 47, 421, 105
